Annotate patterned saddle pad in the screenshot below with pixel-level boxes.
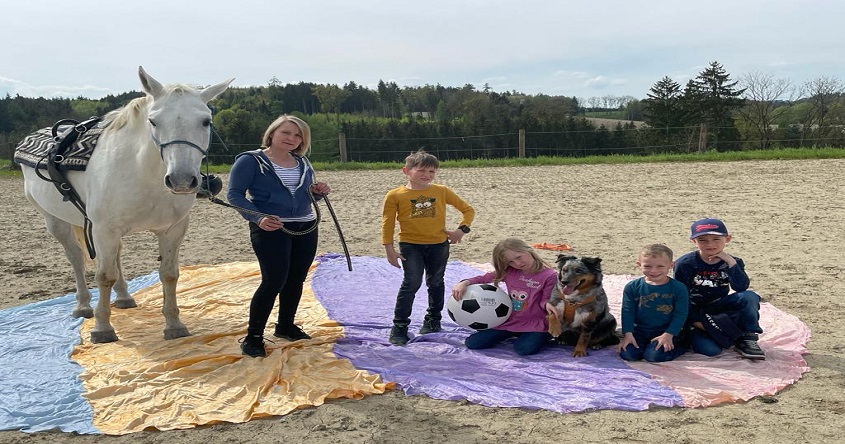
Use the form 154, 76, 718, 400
13, 123, 106, 171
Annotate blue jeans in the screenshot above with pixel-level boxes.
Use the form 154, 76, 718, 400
619, 328, 687, 362
689, 290, 762, 356
465, 329, 552, 356
392, 241, 449, 328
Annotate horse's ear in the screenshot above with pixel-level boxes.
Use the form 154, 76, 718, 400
201, 78, 235, 103
138, 66, 163, 97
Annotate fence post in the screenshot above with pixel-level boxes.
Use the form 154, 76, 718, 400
339, 132, 347, 163
698, 123, 707, 152
518, 129, 525, 158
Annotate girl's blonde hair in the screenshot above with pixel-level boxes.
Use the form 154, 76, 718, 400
260, 114, 311, 156
490, 238, 551, 284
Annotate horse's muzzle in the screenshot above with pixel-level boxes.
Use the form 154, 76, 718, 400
165, 173, 201, 194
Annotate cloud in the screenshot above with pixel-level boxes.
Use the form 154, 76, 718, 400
0, 75, 114, 99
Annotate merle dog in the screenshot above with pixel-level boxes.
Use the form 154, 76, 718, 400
546, 255, 619, 357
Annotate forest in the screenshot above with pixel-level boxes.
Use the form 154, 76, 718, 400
1, 61, 843, 164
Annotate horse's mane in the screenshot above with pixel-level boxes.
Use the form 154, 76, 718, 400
102, 84, 200, 132
102, 96, 150, 132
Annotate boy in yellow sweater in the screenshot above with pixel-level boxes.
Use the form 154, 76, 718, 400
382, 150, 475, 345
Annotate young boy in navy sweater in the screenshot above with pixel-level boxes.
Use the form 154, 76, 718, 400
673, 218, 765, 360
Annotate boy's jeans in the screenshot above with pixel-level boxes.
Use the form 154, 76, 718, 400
392, 241, 450, 328
690, 290, 762, 356
620, 327, 687, 362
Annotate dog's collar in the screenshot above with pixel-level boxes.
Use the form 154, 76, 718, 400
562, 295, 596, 324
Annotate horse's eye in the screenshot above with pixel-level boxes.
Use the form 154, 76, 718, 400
202, 118, 211, 127
148, 119, 157, 127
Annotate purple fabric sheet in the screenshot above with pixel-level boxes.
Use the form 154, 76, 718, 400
311, 254, 683, 412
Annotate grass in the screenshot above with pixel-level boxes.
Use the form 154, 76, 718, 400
1, 147, 843, 178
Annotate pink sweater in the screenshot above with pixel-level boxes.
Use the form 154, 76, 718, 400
465, 267, 558, 332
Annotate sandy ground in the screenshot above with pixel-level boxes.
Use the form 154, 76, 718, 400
1, 159, 844, 443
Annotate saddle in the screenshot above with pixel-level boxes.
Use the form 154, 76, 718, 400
14, 117, 105, 171
16, 117, 103, 259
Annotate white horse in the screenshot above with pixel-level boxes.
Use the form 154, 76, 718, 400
19, 66, 233, 343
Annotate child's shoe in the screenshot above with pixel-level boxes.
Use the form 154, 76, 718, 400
239, 334, 267, 358
389, 326, 410, 345
419, 319, 442, 334
734, 333, 765, 360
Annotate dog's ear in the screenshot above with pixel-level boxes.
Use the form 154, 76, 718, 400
556, 254, 576, 266
582, 257, 603, 284
582, 257, 603, 272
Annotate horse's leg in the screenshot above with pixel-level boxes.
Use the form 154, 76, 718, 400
112, 246, 137, 309
90, 231, 122, 343
156, 217, 190, 339
43, 216, 94, 318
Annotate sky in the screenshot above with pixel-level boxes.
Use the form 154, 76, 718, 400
2, 0, 843, 102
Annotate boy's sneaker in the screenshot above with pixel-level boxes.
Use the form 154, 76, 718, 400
239, 335, 267, 358
419, 319, 442, 334
273, 324, 312, 341
389, 326, 410, 345
735, 334, 766, 360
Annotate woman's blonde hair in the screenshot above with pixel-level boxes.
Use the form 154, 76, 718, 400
490, 238, 550, 284
260, 115, 311, 156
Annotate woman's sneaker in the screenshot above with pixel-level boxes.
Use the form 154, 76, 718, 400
274, 324, 311, 341
239, 335, 266, 358
734, 333, 765, 360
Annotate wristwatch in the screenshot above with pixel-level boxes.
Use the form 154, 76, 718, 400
458, 225, 471, 234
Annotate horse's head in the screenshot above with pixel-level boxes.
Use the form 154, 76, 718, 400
139, 66, 234, 194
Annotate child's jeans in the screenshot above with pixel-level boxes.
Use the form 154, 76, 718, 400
690, 290, 762, 356
465, 329, 551, 356
619, 328, 687, 362
392, 241, 449, 328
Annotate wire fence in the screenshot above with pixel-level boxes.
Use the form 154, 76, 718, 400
4, 125, 845, 166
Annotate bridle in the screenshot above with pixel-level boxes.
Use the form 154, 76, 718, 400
150, 126, 209, 159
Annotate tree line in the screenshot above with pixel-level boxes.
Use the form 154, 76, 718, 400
2, 61, 844, 164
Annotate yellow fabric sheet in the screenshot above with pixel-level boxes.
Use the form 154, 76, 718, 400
72, 261, 392, 435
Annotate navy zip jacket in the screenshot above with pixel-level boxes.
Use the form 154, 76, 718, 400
226, 149, 318, 225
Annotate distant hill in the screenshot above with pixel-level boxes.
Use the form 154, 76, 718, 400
584, 117, 646, 128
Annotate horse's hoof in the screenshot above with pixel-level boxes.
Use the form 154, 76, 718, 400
113, 298, 138, 309
73, 307, 94, 318
164, 328, 190, 340
90, 330, 119, 343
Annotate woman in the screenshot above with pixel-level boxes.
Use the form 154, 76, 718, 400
227, 115, 330, 358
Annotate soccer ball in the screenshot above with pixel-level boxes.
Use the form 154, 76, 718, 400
447, 283, 512, 330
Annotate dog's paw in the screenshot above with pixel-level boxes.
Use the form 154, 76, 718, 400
572, 348, 588, 358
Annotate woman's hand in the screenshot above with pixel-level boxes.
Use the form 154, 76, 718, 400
257, 216, 283, 231
311, 182, 331, 196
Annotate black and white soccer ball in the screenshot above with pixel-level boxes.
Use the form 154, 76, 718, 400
447, 283, 512, 330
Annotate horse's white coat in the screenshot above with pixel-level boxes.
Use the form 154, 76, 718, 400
20, 66, 233, 343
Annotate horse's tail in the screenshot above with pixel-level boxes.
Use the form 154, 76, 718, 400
72, 225, 96, 270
